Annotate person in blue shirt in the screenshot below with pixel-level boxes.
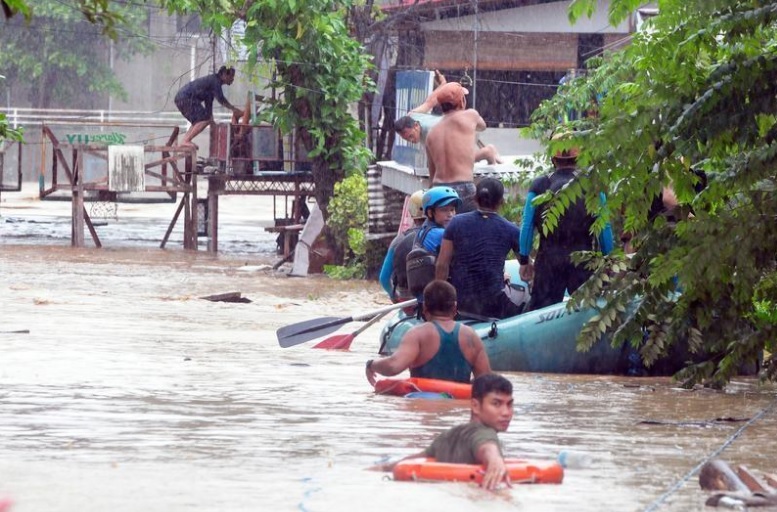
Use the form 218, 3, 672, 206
435, 178, 523, 319
379, 190, 426, 303
416, 186, 460, 252
518, 137, 614, 312
406, 187, 461, 300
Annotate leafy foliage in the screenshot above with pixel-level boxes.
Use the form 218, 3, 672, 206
527, 0, 777, 387
0, 76, 24, 141
0, 0, 153, 108
0, 113, 23, 142
325, 173, 368, 278
2, 0, 125, 35
501, 162, 544, 224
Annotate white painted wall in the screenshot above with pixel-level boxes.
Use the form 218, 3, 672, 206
422, 0, 631, 34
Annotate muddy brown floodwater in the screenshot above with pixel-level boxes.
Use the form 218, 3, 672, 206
1, 193, 775, 512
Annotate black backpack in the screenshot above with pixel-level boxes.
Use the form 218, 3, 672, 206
405, 226, 436, 298
390, 227, 420, 295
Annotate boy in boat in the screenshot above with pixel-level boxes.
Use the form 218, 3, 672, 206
371, 372, 514, 491
405, 187, 460, 300
365, 280, 491, 384
414, 187, 460, 255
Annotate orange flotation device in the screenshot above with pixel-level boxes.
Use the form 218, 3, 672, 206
393, 457, 564, 484
374, 377, 472, 399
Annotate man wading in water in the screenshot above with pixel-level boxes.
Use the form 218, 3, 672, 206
174, 65, 243, 148
372, 373, 514, 491
365, 280, 491, 384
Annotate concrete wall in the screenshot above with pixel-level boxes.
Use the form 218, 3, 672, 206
422, 0, 632, 33
111, 12, 256, 115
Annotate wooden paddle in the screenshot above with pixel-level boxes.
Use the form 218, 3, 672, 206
312, 309, 393, 350
276, 299, 417, 348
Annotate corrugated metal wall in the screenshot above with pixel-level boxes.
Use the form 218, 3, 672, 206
367, 165, 406, 237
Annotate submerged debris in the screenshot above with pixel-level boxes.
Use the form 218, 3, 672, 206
700, 459, 777, 508
639, 417, 750, 428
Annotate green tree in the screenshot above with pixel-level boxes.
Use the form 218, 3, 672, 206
1, 0, 127, 141
2, 0, 126, 36
162, 0, 374, 261
0, 0, 153, 109
0, 75, 22, 141
525, 0, 777, 387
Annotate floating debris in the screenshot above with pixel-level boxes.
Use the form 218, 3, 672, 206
700, 459, 777, 508
199, 291, 252, 303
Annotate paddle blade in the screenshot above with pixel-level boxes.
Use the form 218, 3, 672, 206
276, 316, 347, 348
312, 333, 355, 350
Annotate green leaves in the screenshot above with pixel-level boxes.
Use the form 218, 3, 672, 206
0, 0, 152, 108
569, 0, 647, 29
530, 0, 777, 387
326, 173, 368, 276
0, 113, 24, 142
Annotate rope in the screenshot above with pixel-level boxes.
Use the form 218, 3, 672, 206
642, 394, 777, 512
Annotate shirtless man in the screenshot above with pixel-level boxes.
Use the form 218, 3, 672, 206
424, 82, 488, 213
394, 72, 501, 171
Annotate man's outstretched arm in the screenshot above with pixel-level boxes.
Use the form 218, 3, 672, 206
410, 70, 447, 114
365, 331, 421, 385
476, 441, 511, 491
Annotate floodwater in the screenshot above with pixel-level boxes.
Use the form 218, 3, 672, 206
1, 192, 776, 512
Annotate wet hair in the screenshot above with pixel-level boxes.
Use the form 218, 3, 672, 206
423, 280, 457, 315
439, 101, 458, 113
217, 66, 236, 77
475, 177, 504, 209
394, 116, 417, 134
472, 373, 513, 401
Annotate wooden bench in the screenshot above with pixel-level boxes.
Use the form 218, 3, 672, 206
264, 224, 304, 258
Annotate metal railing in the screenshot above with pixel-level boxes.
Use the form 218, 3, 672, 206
0, 107, 232, 129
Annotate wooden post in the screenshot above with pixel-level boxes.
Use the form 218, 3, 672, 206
207, 176, 220, 253
72, 150, 85, 247
182, 152, 191, 249
161, 198, 185, 249
189, 152, 198, 251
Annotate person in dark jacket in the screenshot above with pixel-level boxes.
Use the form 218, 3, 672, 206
174, 65, 243, 147
518, 135, 614, 311
436, 178, 523, 319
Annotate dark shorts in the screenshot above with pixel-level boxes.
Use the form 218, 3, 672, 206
436, 181, 476, 214
459, 290, 523, 320
526, 249, 592, 312
175, 95, 211, 124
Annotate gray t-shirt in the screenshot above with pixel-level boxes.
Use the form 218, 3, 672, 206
410, 112, 442, 144
423, 422, 502, 464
